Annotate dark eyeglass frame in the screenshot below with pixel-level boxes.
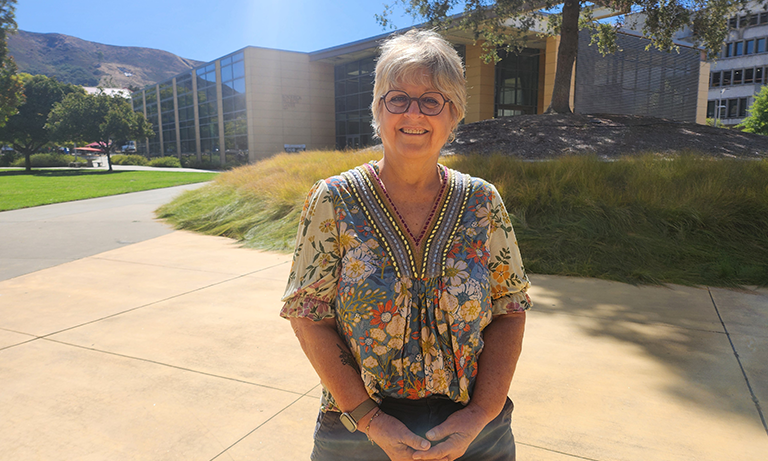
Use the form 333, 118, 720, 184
381, 90, 451, 116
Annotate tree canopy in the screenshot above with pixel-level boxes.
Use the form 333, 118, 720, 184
0, 0, 23, 127
0, 74, 84, 171
737, 84, 768, 135
379, 0, 746, 113
46, 91, 154, 172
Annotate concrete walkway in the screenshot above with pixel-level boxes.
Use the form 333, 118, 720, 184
0, 183, 207, 281
0, 193, 766, 460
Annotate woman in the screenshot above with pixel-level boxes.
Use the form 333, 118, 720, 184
281, 29, 532, 461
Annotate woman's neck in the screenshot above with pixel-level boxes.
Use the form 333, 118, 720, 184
376, 157, 441, 193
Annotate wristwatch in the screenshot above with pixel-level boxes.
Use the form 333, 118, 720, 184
339, 398, 378, 433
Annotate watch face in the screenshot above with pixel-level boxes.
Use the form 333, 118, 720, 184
339, 412, 357, 433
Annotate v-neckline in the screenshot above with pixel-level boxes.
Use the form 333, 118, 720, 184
365, 162, 447, 248
342, 162, 470, 279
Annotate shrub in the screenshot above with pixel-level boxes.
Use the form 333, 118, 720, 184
111, 154, 149, 166
181, 157, 219, 170
148, 156, 182, 168
0, 150, 17, 167
10, 153, 76, 167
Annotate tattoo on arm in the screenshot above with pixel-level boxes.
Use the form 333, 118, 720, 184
337, 344, 360, 372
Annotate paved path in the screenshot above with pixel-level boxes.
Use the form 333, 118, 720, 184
0, 191, 766, 460
0, 183, 206, 281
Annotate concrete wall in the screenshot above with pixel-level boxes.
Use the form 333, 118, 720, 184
243, 47, 335, 162
698, 60, 711, 124
464, 43, 495, 123
541, 36, 576, 113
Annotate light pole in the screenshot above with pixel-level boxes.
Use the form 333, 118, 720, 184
716, 87, 728, 126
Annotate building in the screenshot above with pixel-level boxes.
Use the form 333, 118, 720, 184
84, 87, 132, 98
699, 3, 768, 125
130, 19, 709, 165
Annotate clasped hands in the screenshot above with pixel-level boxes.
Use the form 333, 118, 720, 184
366, 405, 490, 461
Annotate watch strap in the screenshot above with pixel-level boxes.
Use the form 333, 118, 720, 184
349, 398, 378, 424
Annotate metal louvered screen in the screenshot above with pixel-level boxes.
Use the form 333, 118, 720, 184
574, 31, 701, 122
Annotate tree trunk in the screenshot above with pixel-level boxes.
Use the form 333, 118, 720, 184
13, 142, 36, 173
546, 0, 581, 114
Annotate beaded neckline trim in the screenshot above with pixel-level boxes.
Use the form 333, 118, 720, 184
341, 163, 470, 279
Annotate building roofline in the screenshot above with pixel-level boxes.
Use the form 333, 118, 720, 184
616, 29, 705, 51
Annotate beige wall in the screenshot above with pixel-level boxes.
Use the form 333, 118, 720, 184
243, 47, 335, 162
464, 43, 495, 123
697, 59, 711, 125
542, 36, 576, 112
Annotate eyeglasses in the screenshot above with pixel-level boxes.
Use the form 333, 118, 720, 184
381, 90, 450, 116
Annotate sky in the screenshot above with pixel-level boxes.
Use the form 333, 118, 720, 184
15, 0, 426, 63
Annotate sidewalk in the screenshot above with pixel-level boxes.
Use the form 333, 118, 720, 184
0, 225, 766, 458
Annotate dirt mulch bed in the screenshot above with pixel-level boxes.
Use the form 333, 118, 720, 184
442, 113, 768, 159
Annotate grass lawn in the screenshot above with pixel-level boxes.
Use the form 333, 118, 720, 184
156, 150, 768, 288
0, 169, 218, 212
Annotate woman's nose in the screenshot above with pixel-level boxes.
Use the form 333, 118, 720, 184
404, 98, 422, 116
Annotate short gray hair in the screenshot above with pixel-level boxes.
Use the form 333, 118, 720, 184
371, 29, 466, 139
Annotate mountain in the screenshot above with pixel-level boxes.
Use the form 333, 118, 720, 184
8, 30, 205, 89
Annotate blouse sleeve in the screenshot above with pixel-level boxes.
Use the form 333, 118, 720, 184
486, 184, 533, 315
280, 180, 341, 321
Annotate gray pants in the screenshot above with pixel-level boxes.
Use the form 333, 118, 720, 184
311, 396, 516, 461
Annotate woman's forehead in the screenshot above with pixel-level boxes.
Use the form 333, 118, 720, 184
390, 72, 438, 93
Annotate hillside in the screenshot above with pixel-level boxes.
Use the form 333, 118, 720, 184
8, 30, 204, 89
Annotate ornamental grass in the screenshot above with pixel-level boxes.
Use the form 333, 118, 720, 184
156, 150, 768, 287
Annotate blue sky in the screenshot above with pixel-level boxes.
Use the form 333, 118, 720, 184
15, 0, 423, 62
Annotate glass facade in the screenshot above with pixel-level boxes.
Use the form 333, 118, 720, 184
494, 49, 540, 117
159, 82, 176, 155
130, 93, 147, 155
145, 87, 160, 155
335, 56, 375, 149
197, 63, 219, 155
220, 52, 248, 165
176, 72, 196, 155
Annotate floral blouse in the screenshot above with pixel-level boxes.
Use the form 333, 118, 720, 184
280, 162, 532, 411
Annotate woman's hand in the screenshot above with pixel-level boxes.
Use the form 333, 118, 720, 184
367, 412, 433, 461
410, 405, 490, 461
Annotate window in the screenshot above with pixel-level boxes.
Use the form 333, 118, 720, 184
734, 69, 743, 84
711, 72, 721, 87
707, 101, 716, 118
750, 14, 758, 26
175, 72, 196, 155
735, 41, 744, 56
729, 99, 739, 118
729, 17, 737, 29
745, 68, 754, 84
739, 98, 748, 117
220, 52, 247, 164
722, 70, 732, 86
196, 63, 219, 155
746, 40, 755, 55
739, 15, 748, 27
758, 38, 766, 53
159, 82, 176, 155
757, 67, 764, 84
334, 56, 377, 150
494, 48, 540, 118
725, 42, 733, 57
761, 12, 768, 24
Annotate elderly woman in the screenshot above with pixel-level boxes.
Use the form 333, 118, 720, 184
281, 29, 532, 461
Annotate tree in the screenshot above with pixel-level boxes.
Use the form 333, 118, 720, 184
379, 0, 745, 113
0, 74, 84, 171
0, 0, 23, 126
46, 91, 154, 172
736, 84, 768, 134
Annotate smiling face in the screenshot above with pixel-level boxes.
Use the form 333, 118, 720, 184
378, 79, 455, 164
